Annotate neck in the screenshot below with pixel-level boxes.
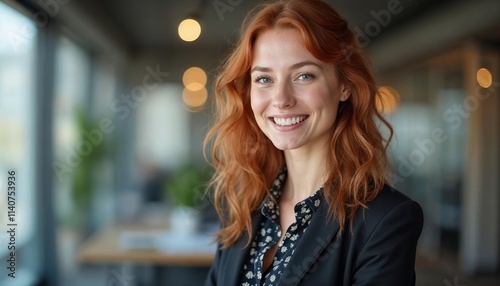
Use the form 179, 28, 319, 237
282, 147, 328, 203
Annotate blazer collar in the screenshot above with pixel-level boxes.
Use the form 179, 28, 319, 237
279, 202, 340, 285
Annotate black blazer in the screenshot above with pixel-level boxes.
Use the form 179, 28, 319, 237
204, 185, 424, 286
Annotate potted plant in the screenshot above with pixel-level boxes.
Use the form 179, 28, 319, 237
164, 164, 210, 235
70, 109, 105, 233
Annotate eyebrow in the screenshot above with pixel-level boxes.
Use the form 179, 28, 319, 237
250, 61, 322, 73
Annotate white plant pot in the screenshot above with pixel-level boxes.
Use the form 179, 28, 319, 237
170, 206, 200, 236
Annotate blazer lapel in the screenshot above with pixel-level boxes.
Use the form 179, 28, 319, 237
223, 211, 263, 285
279, 203, 340, 285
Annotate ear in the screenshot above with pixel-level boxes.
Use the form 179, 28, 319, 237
339, 84, 350, 102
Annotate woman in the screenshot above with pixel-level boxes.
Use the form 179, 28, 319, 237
204, 0, 423, 285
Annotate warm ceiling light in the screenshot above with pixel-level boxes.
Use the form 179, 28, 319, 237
182, 67, 207, 91
178, 19, 201, 42
477, 68, 492, 88
376, 86, 400, 114
183, 87, 208, 111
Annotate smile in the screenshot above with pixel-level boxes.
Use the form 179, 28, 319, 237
273, 116, 308, 126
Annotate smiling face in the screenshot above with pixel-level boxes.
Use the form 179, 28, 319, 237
250, 28, 349, 153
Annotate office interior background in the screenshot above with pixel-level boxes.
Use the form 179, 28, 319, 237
0, 0, 499, 285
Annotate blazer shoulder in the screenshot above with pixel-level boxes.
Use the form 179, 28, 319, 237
356, 184, 423, 229
368, 184, 420, 212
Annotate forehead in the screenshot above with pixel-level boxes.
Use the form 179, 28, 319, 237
251, 28, 330, 69
253, 29, 312, 59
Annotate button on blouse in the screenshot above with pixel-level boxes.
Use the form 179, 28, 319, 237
239, 168, 323, 286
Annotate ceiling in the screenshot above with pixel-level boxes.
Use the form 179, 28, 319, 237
95, 0, 457, 51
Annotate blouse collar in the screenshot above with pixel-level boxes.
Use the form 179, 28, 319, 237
261, 167, 323, 222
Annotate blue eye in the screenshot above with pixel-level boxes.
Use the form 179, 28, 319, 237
297, 73, 314, 81
255, 76, 272, 84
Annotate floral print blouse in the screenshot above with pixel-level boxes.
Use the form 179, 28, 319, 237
239, 168, 323, 286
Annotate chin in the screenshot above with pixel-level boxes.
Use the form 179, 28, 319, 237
271, 141, 301, 151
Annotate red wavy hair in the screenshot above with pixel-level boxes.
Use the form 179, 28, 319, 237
204, 0, 393, 248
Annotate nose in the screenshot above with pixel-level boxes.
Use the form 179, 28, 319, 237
272, 80, 295, 109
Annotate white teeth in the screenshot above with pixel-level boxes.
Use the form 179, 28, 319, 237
273, 116, 306, 126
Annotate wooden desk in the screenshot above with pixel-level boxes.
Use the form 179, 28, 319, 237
78, 224, 215, 266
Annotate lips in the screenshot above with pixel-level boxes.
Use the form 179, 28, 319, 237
272, 116, 308, 126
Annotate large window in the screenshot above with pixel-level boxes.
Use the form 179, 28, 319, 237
51, 36, 93, 282
0, 0, 36, 258
0, 1, 38, 285
52, 36, 91, 226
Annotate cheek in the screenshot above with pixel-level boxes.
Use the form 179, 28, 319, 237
304, 87, 336, 108
250, 91, 267, 116
306, 87, 341, 125
250, 92, 270, 135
